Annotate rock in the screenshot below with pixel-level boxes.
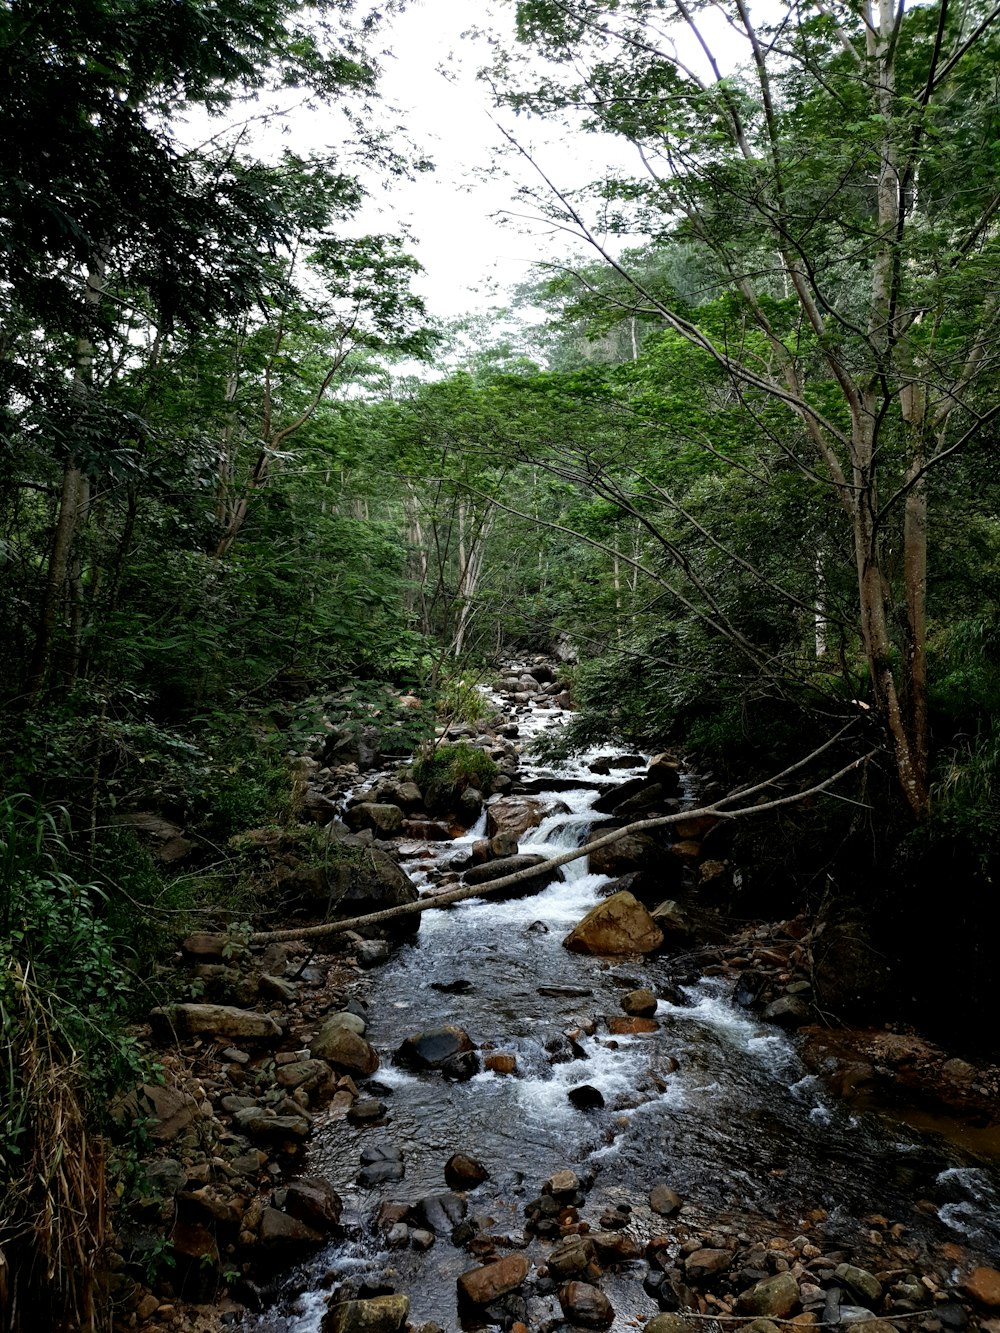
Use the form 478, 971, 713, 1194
135, 1084, 203, 1142
686, 1248, 732, 1281
277, 1059, 333, 1091
322, 1010, 367, 1036
345, 803, 404, 836
445, 1153, 490, 1190
647, 1318, 698, 1333
737, 1273, 801, 1318
559, 1281, 614, 1328
764, 996, 812, 1027
563, 892, 664, 956
649, 1183, 683, 1216
358, 1160, 405, 1187
322, 1294, 410, 1333
489, 830, 520, 859
568, 1084, 605, 1110
284, 1177, 342, 1232
325, 847, 421, 939
348, 1098, 386, 1124
441, 1050, 480, 1080
143, 1158, 188, 1195
548, 1235, 598, 1278
622, 988, 657, 1017
545, 1169, 581, 1196
961, 1268, 1000, 1309
257, 1207, 323, 1252
178, 1184, 242, 1230
416, 1191, 467, 1233
149, 1004, 281, 1042
233, 1109, 311, 1141
458, 1254, 530, 1305
395, 1025, 475, 1071
608, 1016, 658, 1035
181, 932, 231, 961
650, 900, 693, 942
585, 830, 669, 878
486, 796, 550, 839
169, 1216, 219, 1265
612, 782, 676, 818
464, 854, 564, 899
309, 1023, 379, 1075
834, 1264, 882, 1306
646, 754, 682, 791
484, 1052, 517, 1075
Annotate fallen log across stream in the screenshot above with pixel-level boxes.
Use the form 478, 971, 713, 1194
251, 736, 875, 945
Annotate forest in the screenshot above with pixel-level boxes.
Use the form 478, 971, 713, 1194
1, 0, 999, 1329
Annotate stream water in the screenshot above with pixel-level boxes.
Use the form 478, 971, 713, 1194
247, 690, 1000, 1333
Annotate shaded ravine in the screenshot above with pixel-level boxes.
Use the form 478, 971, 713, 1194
246, 691, 1000, 1332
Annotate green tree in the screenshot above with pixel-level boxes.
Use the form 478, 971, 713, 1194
497, 0, 1000, 817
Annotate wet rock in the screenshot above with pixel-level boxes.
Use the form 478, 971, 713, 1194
647, 754, 683, 790
563, 891, 664, 956
358, 1161, 404, 1187
416, 1191, 467, 1234
608, 1016, 658, 1035
960, 1269, 1000, 1309
149, 1004, 281, 1042
685, 1248, 732, 1281
591, 1231, 641, 1264
486, 797, 549, 839
457, 1254, 530, 1305
834, 1264, 882, 1307
347, 1098, 386, 1124
548, 1235, 599, 1278
178, 1184, 242, 1230
441, 1050, 480, 1080
445, 1154, 490, 1190
622, 988, 658, 1017
544, 1169, 581, 1198
489, 830, 520, 859
257, 1207, 323, 1253
484, 1052, 517, 1075
309, 1024, 379, 1075
323, 1010, 367, 1036
650, 900, 694, 944
737, 1272, 801, 1318
395, 1025, 475, 1071
649, 1184, 683, 1217
284, 1177, 342, 1232
322, 1294, 410, 1333
411, 1228, 434, 1251
538, 985, 593, 998
559, 1280, 614, 1328
568, 1084, 605, 1110
143, 1158, 188, 1195
463, 854, 564, 899
430, 978, 474, 994
612, 783, 676, 819
591, 776, 657, 814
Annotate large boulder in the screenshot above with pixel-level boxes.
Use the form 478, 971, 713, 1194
395, 1025, 475, 1071
486, 796, 551, 839
463, 853, 564, 899
323, 846, 421, 939
585, 829, 673, 879
344, 803, 404, 836
736, 1273, 801, 1319
322, 1295, 410, 1333
149, 1004, 281, 1042
559, 1281, 614, 1329
563, 891, 664, 956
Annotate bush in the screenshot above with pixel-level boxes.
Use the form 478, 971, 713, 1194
411, 742, 498, 812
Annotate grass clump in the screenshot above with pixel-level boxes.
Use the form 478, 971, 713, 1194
411, 742, 498, 812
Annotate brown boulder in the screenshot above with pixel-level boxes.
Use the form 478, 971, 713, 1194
149, 1004, 281, 1042
457, 1254, 530, 1305
486, 796, 549, 839
559, 1281, 614, 1328
322, 1295, 410, 1333
309, 1023, 379, 1075
961, 1268, 1000, 1309
563, 891, 664, 956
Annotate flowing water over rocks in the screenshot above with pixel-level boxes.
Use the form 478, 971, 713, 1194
241, 675, 1000, 1333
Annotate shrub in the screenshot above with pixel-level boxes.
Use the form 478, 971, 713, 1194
411, 742, 498, 812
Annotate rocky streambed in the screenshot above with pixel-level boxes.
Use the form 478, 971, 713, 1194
117, 663, 1000, 1333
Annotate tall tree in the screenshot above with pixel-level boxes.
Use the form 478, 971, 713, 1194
495, 0, 1000, 817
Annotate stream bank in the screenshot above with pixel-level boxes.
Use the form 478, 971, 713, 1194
114, 663, 1000, 1333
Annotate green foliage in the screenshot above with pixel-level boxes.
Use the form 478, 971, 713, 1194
411, 742, 498, 811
